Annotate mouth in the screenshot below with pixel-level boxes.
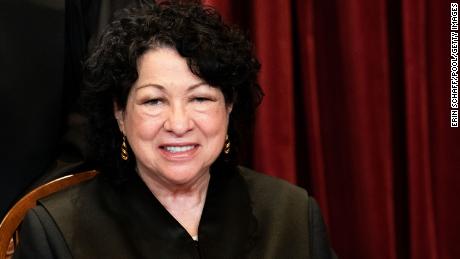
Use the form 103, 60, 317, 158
161, 145, 197, 153
159, 143, 199, 160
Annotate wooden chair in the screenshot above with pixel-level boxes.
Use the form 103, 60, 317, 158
0, 170, 98, 259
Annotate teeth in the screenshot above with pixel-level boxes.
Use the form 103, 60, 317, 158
164, 145, 195, 153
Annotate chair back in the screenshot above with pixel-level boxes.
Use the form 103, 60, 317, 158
0, 170, 98, 259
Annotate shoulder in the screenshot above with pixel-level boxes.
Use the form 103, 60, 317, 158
237, 166, 310, 218
36, 175, 106, 228
238, 166, 309, 201
38, 174, 100, 208
237, 167, 337, 259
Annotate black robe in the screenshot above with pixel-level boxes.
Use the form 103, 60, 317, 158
14, 166, 337, 259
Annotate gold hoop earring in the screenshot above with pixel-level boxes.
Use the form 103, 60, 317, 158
121, 136, 129, 161
224, 135, 231, 155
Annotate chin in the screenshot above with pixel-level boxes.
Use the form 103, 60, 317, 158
160, 165, 208, 185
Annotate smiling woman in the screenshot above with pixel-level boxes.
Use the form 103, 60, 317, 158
13, 1, 336, 259
114, 48, 231, 235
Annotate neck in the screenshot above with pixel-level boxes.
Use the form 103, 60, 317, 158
136, 167, 211, 237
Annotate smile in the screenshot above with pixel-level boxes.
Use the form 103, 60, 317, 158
163, 145, 195, 153
159, 143, 199, 161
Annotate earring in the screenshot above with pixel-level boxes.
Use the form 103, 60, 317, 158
224, 135, 231, 155
121, 136, 129, 161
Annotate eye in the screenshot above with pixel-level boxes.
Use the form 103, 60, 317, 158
144, 98, 164, 106
191, 96, 216, 103
193, 97, 210, 103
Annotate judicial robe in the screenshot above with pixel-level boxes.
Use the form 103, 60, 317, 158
14, 166, 337, 259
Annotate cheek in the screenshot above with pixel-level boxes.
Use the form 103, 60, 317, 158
194, 108, 229, 136
125, 111, 163, 140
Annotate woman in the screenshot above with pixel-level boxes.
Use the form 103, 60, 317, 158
14, 1, 336, 258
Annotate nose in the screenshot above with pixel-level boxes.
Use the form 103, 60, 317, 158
163, 103, 193, 135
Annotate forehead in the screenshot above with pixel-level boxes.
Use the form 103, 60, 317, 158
135, 47, 203, 89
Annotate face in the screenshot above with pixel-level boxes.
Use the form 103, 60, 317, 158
115, 47, 232, 189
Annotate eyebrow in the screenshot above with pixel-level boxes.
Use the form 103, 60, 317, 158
135, 82, 209, 92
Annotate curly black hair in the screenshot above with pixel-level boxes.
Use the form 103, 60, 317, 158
82, 0, 263, 179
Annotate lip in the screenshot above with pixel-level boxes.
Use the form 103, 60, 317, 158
158, 143, 200, 161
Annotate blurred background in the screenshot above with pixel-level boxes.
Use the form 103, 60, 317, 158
1, 0, 458, 258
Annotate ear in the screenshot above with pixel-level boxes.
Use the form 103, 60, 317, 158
113, 102, 125, 134
226, 103, 233, 116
